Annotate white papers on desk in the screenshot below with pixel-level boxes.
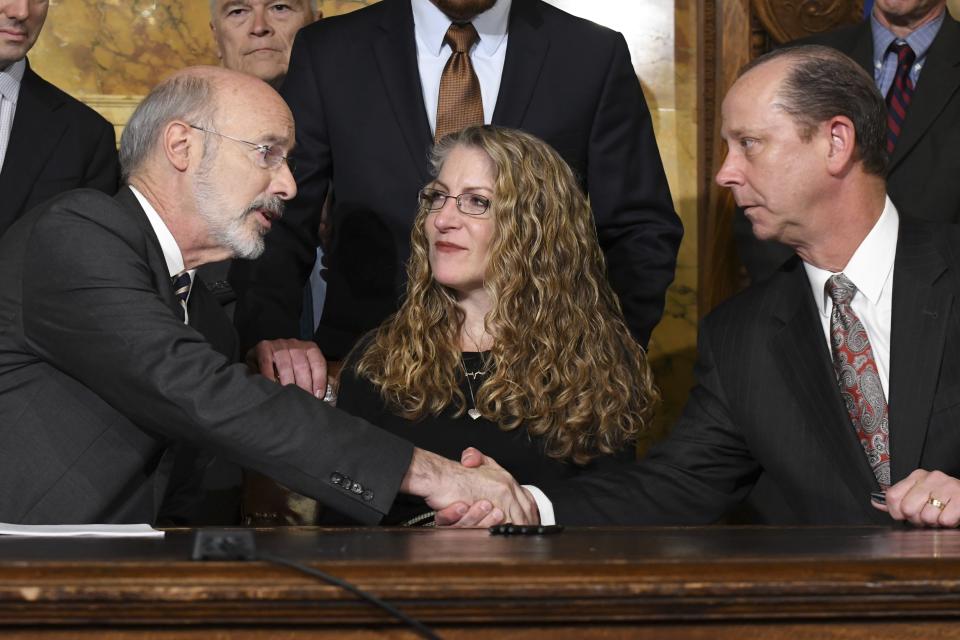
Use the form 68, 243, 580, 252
0, 523, 164, 538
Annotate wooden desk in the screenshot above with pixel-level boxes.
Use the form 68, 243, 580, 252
1, 526, 959, 639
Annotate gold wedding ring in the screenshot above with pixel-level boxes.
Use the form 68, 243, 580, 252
928, 495, 948, 511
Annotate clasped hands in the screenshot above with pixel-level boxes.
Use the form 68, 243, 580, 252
250, 339, 539, 527
403, 447, 540, 528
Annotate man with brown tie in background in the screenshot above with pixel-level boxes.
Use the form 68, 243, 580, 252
735, 0, 960, 282
229, 0, 683, 396
0, 0, 118, 238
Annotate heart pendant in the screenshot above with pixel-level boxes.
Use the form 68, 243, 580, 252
468, 408, 482, 420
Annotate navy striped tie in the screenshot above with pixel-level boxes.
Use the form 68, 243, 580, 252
171, 271, 191, 322
886, 42, 916, 154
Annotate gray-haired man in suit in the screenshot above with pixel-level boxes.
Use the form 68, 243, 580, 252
0, 65, 535, 525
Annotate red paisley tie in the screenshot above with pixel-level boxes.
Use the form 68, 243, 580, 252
827, 273, 891, 488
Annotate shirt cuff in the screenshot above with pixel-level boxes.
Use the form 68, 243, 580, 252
522, 484, 555, 526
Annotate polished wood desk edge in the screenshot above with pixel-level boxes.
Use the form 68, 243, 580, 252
0, 526, 958, 627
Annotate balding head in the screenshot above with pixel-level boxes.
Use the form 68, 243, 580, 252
119, 66, 287, 182
737, 45, 888, 176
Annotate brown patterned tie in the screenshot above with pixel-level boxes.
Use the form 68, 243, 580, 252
827, 274, 891, 488
435, 22, 483, 142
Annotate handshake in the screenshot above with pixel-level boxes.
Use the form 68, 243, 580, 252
401, 447, 541, 528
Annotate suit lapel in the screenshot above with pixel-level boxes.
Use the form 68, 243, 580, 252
0, 61, 67, 227
890, 16, 960, 171
114, 187, 183, 320
491, 0, 549, 128
888, 221, 952, 482
372, 0, 432, 183
768, 263, 885, 518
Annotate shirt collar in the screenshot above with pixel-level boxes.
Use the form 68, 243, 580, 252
804, 196, 899, 317
871, 7, 945, 65
412, 0, 511, 58
0, 58, 26, 103
130, 186, 189, 280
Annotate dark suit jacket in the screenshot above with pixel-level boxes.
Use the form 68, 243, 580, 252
0, 60, 119, 237
551, 218, 960, 525
0, 188, 413, 525
736, 15, 960, 281
230, 0, 682, 358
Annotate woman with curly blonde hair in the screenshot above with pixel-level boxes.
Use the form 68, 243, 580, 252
330, 125, 659, 526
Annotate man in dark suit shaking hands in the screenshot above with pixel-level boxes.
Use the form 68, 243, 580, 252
451, 45, 960, 529
229, 0, 682, 392
0, 65, 537, 526
0, 0, 118, 237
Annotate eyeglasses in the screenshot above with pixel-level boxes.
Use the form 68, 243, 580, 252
189, 125, 295, 172
418, 187, 492, 216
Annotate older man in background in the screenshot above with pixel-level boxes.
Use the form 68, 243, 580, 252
210, 0, 320, 88
204, 0, 324, 319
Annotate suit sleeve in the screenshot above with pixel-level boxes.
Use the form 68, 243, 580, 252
21, 200, 412, 524
229, 31, 328, 354
549, 323, 760, 525
588, 34, 683, 348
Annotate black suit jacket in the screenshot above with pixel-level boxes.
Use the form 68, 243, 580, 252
551, 218, 960, 525
736, 16, 960, 281
230, 0, 682, 358
0, 188, 413, 525
0, 60, 119, 237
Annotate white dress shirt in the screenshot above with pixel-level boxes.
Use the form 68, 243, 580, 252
411, 0, 511, 134
803, 197, 899, 401
0, 59, 26, 175
131, 186, 195, 324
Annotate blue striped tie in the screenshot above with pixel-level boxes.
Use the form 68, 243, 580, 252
886, 42, 915, 154
171, 271, 191, 322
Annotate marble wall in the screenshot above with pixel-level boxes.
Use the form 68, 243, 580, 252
31, 0, 700, 438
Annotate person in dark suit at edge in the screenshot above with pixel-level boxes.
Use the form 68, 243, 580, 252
229, 0, 683, 396
0, 0, 118, 237
736, 0, 960, 282
441, 45, 960, 529
0, 65, 538, 526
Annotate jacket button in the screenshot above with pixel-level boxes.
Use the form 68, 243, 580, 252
361, 490, 374, 501
350, 482, 363, 494
330, 472, 343, 485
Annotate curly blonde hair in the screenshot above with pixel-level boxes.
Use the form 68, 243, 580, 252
354, 126, 658, 464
